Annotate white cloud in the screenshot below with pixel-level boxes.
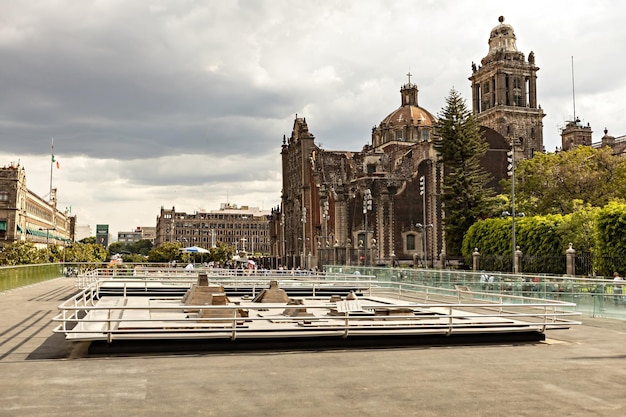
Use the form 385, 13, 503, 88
2, 0, 625, 234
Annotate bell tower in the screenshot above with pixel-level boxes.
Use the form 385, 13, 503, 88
469, 16, 545, 158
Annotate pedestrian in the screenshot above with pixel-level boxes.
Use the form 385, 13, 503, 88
479, 271, 488, 290
612, 271, 623, 304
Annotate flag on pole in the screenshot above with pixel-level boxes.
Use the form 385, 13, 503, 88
52, 154, 59, 169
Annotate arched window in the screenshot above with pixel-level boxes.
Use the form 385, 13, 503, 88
406, 234, 416, 251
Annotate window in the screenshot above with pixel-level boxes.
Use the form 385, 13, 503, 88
406, 234, 416, 251
357, 232, 365, 247
0, 191, 8, 201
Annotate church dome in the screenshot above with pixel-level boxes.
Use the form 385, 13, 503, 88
487, 16, 518, 55
380, 101, 435, 127
381, 81, 435, 127
371, 79, 436, 148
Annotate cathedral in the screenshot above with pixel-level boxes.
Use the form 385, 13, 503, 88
271, 17, 544, 269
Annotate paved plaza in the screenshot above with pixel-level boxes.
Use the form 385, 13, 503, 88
1, 277, 625, 417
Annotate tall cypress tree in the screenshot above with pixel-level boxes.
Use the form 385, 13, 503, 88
433, 88, 494, 257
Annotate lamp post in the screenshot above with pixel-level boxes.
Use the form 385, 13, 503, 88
322, 200, 329, 249
39, 227, 55, 263
488, 144, 519, 273
280, 211, 286, 267
415, 223, 433, 268
363, 189, 372, 266
301, 207, 307, 268
507, 144, 517, 273
419, 175, 428, 266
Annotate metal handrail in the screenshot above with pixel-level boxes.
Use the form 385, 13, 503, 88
54, 277, 581, 343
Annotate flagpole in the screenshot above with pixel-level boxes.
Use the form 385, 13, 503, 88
50, 138, 54, 201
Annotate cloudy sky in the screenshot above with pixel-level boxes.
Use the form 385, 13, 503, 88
1, 0, 625, 237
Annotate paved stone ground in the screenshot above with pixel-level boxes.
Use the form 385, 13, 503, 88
1, 277, 625, 417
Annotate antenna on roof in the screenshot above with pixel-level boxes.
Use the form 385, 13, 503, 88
571, 56, 577, 120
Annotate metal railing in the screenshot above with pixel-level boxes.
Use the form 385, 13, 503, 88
325, 265, 626, 320
54, 276, 580, 343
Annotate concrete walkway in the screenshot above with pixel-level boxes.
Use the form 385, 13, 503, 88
1, 277, 625, 417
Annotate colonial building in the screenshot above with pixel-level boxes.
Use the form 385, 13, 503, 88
593, 128, 626, 156
273, 17, 536, 269
0, 162, 73, 250
469, 16, 545, 158
561, 121, 626, 157
155, 203, 271, 255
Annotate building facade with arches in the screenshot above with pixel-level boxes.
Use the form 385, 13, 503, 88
272, 17, 541, 269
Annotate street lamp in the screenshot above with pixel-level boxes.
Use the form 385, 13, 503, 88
416, 223, 433, 268
488, 144, 519, 273
39, 227, 56, 263
363, 189, 372, 266
301, 206, 307, 268
419, 175, 428, 266
507, 143, 517, 273
322, 200, 329, 249
280, 210, 286, 266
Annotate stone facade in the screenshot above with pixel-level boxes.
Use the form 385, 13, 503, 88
0, 162, 73, 249
469, 16, 545, 158
273, 18, 532, 269
154, 204, 271, 255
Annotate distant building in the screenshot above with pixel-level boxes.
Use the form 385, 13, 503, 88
74, 224, 93, 242
0, 162, 73, 249
155, 204, 271, 255
117, 226, 156, 245
96, 224, 110, 247
117, 228, 142, 245
140, 226, 156, 244
560, 119, 592, 151
560, 121, 626, 157
595, 129, 626, 156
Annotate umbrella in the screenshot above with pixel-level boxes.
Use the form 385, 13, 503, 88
181, 246, 210, 253
181, 246, 210, 264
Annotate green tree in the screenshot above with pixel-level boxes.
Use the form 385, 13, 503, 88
108, 242, 127, 256
209, 241, 235, 265
131, 239, 153, 256
79, 236, 97, 244
556, 201, 599, 255
434, 88, 494, 256
147, 242, 182, 263
463, 214, 567, 274
513, 146, 626, 215
0, 241, 42, 265
594, 201, 626, 276
63, 243, 107, 263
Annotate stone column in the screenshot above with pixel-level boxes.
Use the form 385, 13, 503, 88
566, 243, 576, 276
529, 74, 537, 108
334, 188, 348, 248
514, 246, 522, 274
472, 248, 480, 271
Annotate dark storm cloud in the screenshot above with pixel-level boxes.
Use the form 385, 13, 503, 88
2, 0, 625, 234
